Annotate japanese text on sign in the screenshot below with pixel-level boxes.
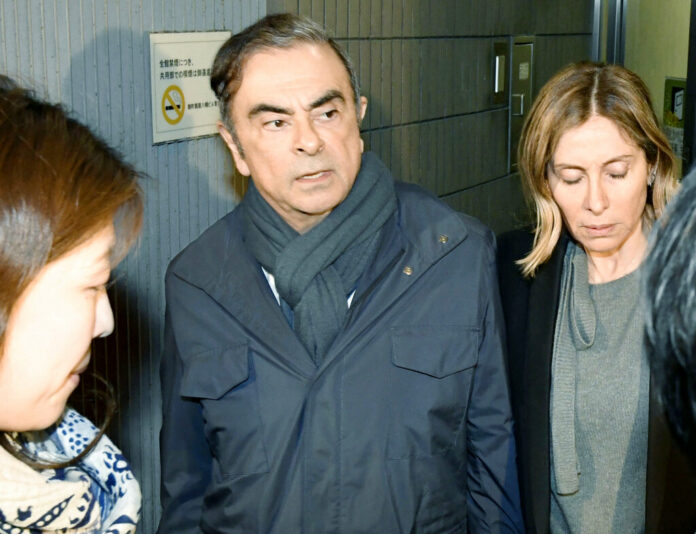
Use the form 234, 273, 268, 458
150, 31, 231, 143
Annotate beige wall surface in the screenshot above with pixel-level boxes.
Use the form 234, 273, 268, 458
625, 0, 690, 119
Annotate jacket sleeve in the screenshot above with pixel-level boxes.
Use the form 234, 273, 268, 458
157, 270, 213, 533
465, 230, 525, 534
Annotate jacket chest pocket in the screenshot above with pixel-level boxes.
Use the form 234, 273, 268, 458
179, 343, 269, 478
387, 325, 479, 460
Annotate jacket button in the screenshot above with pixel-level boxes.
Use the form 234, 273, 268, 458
403, 266, 413, 275
438, 234, 449, 244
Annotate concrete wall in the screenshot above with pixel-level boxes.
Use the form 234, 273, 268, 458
0, 0, 594, 529
625, 0, 690, 118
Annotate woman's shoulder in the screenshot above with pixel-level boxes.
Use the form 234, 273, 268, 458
496, 228, 571, 282
496, 227, 535, 289
496, 227, 535, 265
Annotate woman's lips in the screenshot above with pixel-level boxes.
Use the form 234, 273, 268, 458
583, 224, 615, 236
72, 355, 91, 375
68, 356, 90, 388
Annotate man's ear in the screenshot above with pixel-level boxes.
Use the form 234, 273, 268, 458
217, 121, 250, 177
358, 96, 368, 152
358, 96, 367, 123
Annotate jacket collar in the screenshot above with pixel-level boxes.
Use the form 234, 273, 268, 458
330, 193, 468, 362
173, 211, 316, 377
171, 184, 469, 378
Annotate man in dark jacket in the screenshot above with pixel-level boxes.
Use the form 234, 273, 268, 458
158, 13, 522, 533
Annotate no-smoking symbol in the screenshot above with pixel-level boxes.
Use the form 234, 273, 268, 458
161, 85, 185, 125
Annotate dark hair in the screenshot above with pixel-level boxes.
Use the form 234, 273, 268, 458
518, 61, 678, 276
644, 168, 696, 461
0, 80, 143, 468
210, 12, 361, 148
0, 74, 18, 92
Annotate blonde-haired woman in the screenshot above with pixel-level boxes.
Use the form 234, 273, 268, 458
497, 61, 696, 533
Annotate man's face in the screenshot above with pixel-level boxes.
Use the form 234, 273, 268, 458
219, 42, 367, 233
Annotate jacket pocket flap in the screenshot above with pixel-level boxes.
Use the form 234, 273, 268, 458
180, 343, 249, 399
391, 326, 479, 378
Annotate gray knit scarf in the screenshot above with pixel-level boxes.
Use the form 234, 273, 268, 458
551, 242, 595, 495
241, 152, 397, 364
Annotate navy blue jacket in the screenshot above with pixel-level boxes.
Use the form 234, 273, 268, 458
159, 179, 523, 533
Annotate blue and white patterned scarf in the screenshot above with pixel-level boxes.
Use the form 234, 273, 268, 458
0, 408, 141, 533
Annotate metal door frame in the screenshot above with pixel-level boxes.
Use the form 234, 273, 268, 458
682, 0, 696, 171
604, 0, 627, 64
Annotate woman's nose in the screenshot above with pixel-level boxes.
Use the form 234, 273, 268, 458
93, 290, 115, 339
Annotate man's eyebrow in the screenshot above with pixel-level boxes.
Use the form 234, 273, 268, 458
248, 103, 293, 119
309, 90, 345, 110
247, 90, 346, 119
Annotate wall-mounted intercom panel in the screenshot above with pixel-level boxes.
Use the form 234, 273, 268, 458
510, 36, 534, 172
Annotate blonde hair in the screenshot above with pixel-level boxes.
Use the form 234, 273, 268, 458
518, 61, 678, 277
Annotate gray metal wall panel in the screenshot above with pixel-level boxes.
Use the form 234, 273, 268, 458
348, 0, 359, 38
454, 0, 533, 36
325, 0, 337, 34
335, 0, 348, 38
310, 0, 322, 25
535, 0, 594, 35
346, 37, 495, 123
441, 174, 530, 234
402, 0, 415, 38
534, 34, 594, 97
365, 110, 508, 196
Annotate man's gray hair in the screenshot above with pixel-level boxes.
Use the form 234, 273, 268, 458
210, 13, 361, 141
644, 169, 696, 461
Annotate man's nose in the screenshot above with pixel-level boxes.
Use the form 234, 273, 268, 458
293, 117, 324, 155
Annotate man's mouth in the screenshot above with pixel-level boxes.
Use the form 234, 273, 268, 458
298, 170, 329, 180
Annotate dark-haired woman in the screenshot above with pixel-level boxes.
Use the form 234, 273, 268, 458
0, 79, 143, 532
